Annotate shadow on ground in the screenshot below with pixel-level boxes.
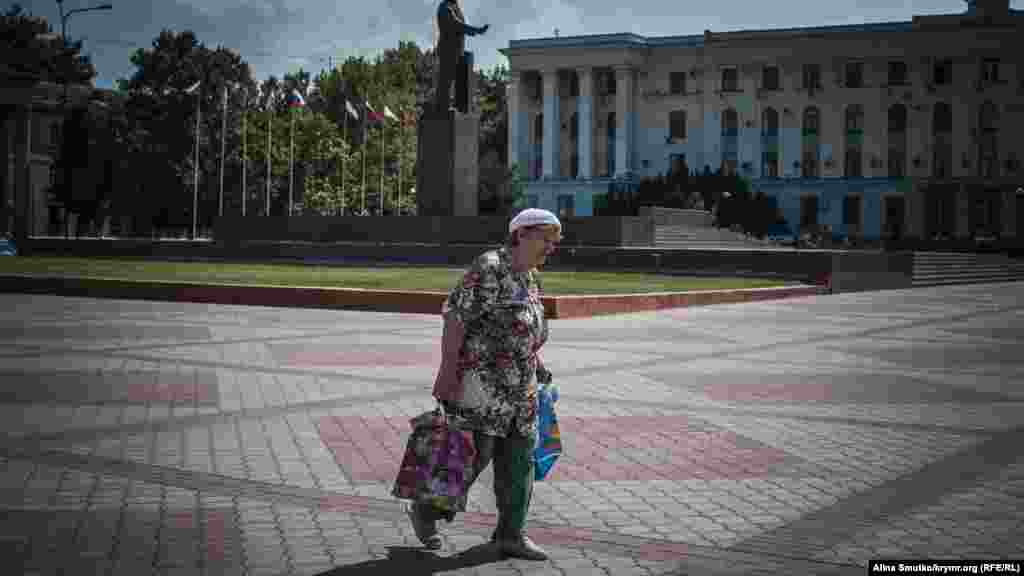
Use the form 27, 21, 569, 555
315, 544, 507, 575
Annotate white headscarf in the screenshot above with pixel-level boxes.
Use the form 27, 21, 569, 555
509, 208, 561, 234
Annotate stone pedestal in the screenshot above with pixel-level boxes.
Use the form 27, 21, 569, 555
415, 109, 479, 216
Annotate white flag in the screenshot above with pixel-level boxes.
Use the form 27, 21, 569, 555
185, 80, 201, 94
345, 99, 359, 120
383, 105, 398, 122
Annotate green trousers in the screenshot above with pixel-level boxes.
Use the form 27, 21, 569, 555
418, 430, 535, 538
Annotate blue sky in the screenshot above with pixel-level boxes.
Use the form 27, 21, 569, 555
12, 0, 1019, 90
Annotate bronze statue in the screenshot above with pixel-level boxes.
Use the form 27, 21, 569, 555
434, 0, 488, 113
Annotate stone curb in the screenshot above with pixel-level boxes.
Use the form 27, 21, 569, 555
0, 274, 825, 319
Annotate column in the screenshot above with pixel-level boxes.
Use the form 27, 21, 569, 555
956, 182, 970, 238
542, 68, 560, 180
1003, 187, 1016, 238
0, 107, 11, 236
576, 67, 593, 180
614, 66, 634, 177
507, 71, 522, 171
13, 105, 31, 243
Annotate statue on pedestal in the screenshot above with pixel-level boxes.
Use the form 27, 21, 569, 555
434, 0, 488, 113
415, 0, 486, 217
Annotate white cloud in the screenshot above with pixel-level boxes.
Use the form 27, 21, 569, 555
70, 0, 1022, 89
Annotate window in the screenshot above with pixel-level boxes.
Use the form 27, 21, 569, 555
669, 110, 687, 140
802, 64, 821, 91
982, 58, 1001, 84
889, 104, 908, 178
762, 107, 779, 137
557, 194, 575, 218
603, 70, 617, 95
845, 105, 864, 178
762, 107, 779, 178
845, 104, 864, 133
669, 154, 687, 177
932, 102, 953, 133
762, 150, 779, 178
843, 195, 862, 228
978, 101, 999, 179
979, 101, 999, 132
845, 62, 864, 88
845, 149, 863, 178
670, 71, 687, 95
606, 112, 616, 176
762, 66, 780, 91
888, 148, 906, 178
800, 196, 819, 228
721, 108, 738, 175
888, 61, 908, 86
932, 102, 953, 179
802, 107, 821, 177
527, 195, 538, 208
888, 104, 907, 134
49, 123, 61, 151
802, 107, 820, 136
721, 108, 738, 137
933, 59, 953, 85
721, 67, 739, 92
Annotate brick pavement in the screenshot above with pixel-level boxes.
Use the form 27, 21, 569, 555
0, 282, 1022, 575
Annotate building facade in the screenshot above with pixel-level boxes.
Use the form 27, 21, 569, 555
2, 78, 114, 238
500, 0, 1024, 241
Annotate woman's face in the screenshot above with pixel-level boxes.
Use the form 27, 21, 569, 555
519, 225, 562, 268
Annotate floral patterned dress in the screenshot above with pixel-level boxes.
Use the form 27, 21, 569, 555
442, 246, 550, 440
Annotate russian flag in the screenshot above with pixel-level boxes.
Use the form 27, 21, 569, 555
287, 89, 305, 108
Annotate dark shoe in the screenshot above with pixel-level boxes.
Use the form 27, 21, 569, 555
500, 535, 548, 561
407, 503, 442, 550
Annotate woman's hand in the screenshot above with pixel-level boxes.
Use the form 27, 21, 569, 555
536, 354, 552, 385
433, 360, 461, 402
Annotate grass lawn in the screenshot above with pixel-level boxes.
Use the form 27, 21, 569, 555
0, 256, 793, 295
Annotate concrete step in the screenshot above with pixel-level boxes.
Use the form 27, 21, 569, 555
913, 268, 1024, 278
913, 265, 1024, 272
912, 267, 1024, 275
913, 278, 1024, 287
913, 275, 1024, 284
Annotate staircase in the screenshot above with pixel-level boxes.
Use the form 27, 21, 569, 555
654, 225, 771, 249
911, 252, 1024, 287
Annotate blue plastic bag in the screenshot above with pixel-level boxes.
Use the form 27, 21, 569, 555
533, 382, 561, 480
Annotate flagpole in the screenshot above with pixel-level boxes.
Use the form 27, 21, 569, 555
289, 106, 294, 217
266, 102, 272, 216
219, 84, 227, 218
193, 87, 200, 240
341, 111, 347, 215
361, 107, 366, 215
242, 93, 247, 217
380, 117, 385, 216
397, 111, 402, 216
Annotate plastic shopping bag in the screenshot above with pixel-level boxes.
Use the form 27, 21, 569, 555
533, 381, 562, 480
392, 404, 477, 513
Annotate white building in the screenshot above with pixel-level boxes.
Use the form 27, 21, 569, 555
500, 0, 1024, 241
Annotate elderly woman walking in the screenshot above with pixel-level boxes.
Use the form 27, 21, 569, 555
408, 208, 562, 560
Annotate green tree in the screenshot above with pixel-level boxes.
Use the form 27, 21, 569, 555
1, 3, 96, 84
115, 29, 258, 232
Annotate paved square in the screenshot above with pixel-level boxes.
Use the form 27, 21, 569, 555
0, 281, 1021, 575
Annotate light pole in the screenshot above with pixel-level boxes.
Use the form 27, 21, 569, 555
56, 0, 114, 115
54, 0, 112, 235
